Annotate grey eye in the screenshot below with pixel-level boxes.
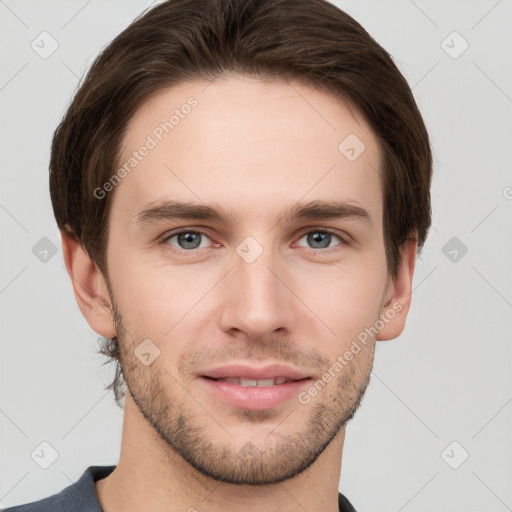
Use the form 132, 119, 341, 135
297, 231, 342, 250
166, 231, 210, 250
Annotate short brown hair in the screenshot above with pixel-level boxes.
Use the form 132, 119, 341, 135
50, 0, 432, 405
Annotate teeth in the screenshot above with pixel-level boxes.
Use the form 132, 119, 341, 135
216, 377, 290, 386
222, 377, 241, 384
253, 379, 274, 387
240, 378, 258, 387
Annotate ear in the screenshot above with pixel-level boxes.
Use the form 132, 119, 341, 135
60, 231, 116, 338
377, 237, 417, 341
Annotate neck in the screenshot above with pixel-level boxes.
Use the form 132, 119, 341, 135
96, 393, 345, 512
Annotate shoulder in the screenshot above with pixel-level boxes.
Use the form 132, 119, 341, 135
338, 491, 358, 512
2, 465, 116, 512
3, 492, 66, 512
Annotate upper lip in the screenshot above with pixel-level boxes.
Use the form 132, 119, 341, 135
200, 363, 310, 381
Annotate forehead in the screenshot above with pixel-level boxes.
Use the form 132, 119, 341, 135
112, 75, 383, 226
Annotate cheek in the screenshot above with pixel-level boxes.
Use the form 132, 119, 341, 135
108, 235, 388, 353
297, 261, 386, 351
106, 249, 170, 335
110, 254, 217, 344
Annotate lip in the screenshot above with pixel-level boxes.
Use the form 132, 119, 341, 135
198, 363, 312, 410
200, 363, 309, 381
199, 377, 312, 410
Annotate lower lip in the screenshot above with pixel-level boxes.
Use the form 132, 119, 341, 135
198, 377, 312, 410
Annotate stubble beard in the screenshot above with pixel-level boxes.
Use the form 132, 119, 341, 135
111, 301, 375, 486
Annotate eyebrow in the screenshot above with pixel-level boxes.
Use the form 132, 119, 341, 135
134, 199, 372, 227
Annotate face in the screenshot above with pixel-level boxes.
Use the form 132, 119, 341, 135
103, 75, 393, 485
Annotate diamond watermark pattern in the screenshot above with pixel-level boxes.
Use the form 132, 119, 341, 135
31, 441, 59, 469
31, 31, 59, 59
338, 134, 366, 161
441, 31, 469, 59
441, 441, 469, 469
32, 237, 58, 263
442, 236, 468, 263
236, 236, 263, 263
134, 338, 161, 366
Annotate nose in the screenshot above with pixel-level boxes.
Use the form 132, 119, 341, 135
218, 242, 297, 343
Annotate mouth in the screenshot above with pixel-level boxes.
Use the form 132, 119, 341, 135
198, 364, 313, 410
203, 376, 305, 387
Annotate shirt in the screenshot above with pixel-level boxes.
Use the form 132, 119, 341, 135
3, 465, 357, 511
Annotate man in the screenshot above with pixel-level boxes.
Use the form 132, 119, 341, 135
5, 0, 432, 510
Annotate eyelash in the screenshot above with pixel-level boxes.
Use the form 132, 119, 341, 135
160, 228, 347, 255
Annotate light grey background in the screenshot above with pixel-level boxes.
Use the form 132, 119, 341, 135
1, 1, 511, 510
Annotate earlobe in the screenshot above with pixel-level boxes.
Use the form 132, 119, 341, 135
60, 231, 117, 338
377, 237, 417, 341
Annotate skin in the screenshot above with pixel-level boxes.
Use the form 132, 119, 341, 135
62, 75, 417, 512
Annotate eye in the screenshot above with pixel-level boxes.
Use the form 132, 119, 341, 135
295, 230, 343, 250
160, 228, 345, 255
163, 230, 213, 251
